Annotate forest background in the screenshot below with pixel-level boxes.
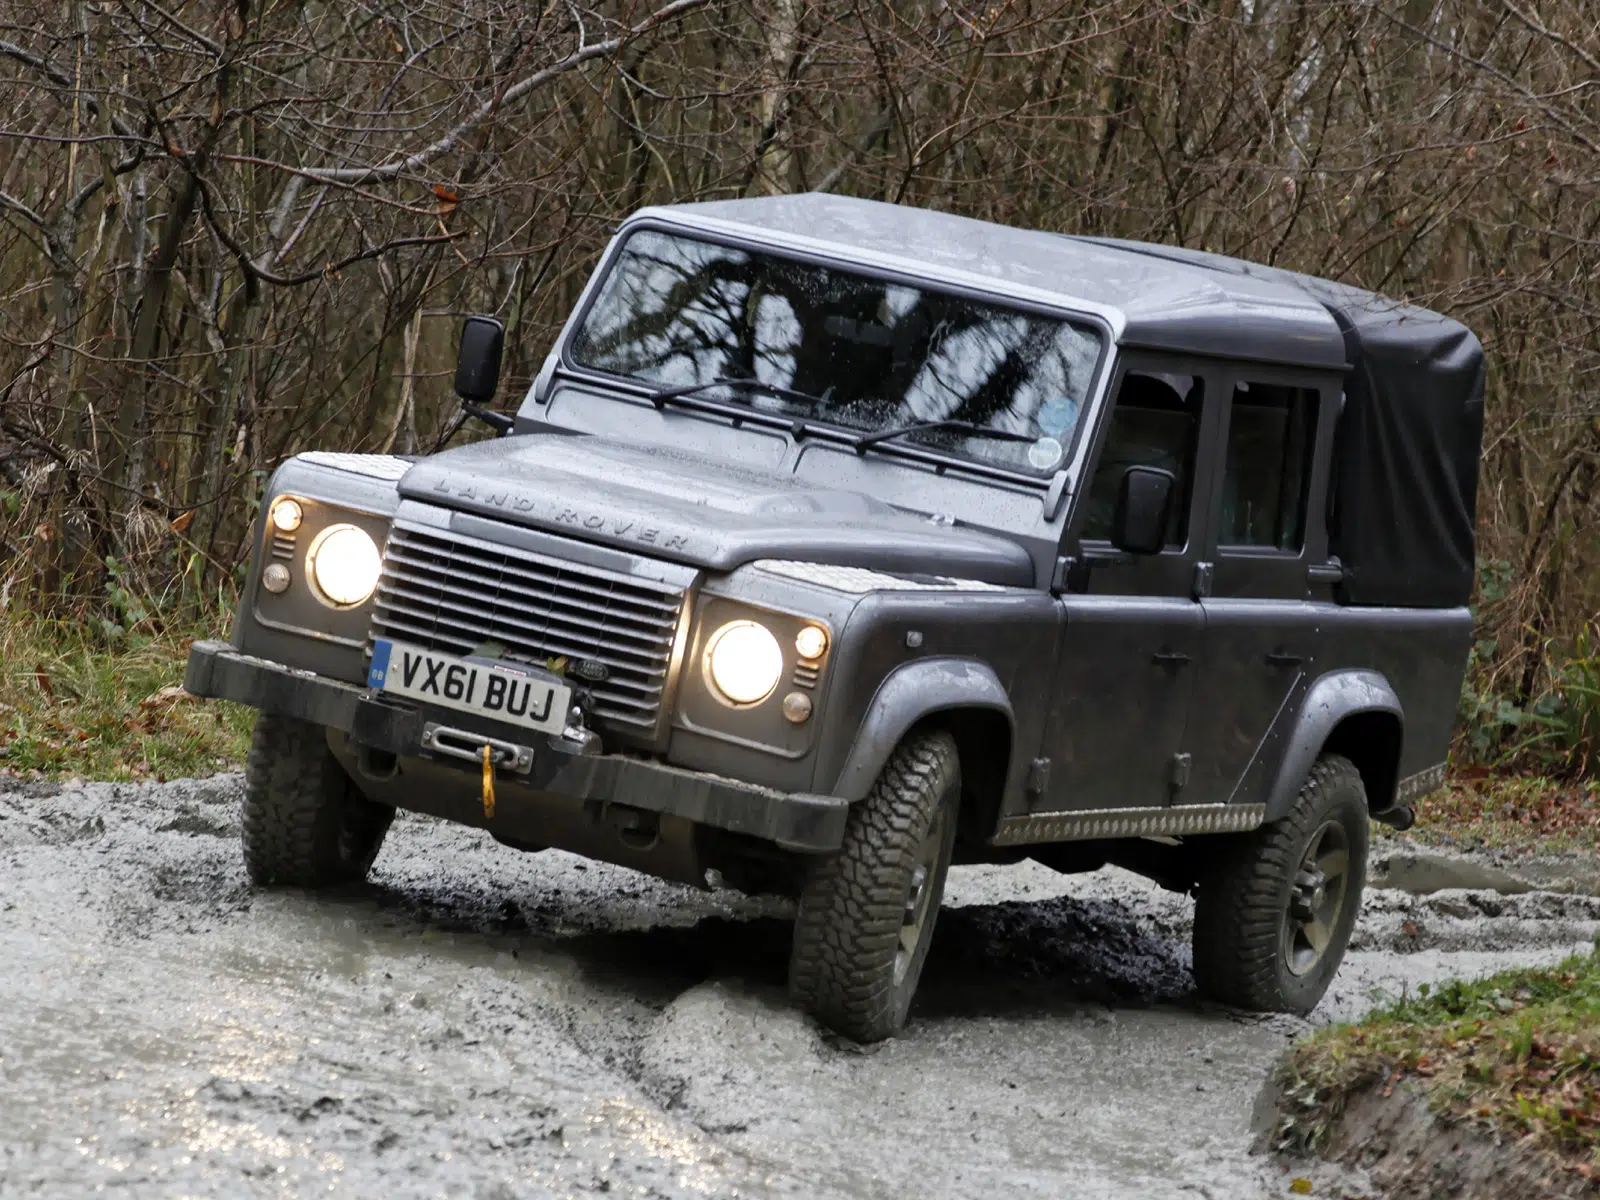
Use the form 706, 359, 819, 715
0, 0, 1596, 815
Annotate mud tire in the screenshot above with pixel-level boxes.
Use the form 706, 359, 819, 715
1192, 753, 1368, 1015
242, 713, 393, 887
788, 728, 960, 1042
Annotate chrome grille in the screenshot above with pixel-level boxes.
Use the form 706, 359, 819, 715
372, 522, 687, 734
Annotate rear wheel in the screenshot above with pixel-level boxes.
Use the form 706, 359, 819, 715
242, 713, 394, 887
788, 729, 960, 1042
1191, 753, 1368, 1014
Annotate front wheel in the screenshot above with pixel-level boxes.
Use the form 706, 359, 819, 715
1191, 753, 1368, 1015
242, 713, 394, 887
788, 729, 960, 1042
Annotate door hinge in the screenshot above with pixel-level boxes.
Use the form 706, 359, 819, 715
1051, 555, 1073, 592
1307, 556, 1344, 585
1167, 752, 1192, 794
1025, 756, 1052, 796
1192, 561, 1213, 599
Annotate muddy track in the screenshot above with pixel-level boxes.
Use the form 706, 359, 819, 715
2, 776, 1595, 1199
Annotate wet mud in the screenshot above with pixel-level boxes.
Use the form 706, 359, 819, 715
2, 776, 1595, 1198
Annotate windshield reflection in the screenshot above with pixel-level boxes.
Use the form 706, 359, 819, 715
570, 231, 1102, 475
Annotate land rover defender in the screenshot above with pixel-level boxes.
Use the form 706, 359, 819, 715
186, 194, 1484, 1041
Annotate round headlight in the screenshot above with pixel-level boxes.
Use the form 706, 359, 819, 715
306, 524, 382, 608
795, 625, 828, 660
705, 620, 784, 706
270, 496, 303, 532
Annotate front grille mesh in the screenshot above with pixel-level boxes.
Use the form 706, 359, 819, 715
371, 523, 686, 734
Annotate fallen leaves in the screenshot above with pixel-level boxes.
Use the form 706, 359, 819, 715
139, 685, 190, 711
1409, 770, 1600, 852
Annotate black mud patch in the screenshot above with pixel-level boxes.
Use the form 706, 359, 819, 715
360, 878, 1195, 1022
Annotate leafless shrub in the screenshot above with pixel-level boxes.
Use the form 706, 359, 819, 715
0, 0, 1591, 714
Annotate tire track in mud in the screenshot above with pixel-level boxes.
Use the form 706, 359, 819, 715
1, 775, 1594, 1199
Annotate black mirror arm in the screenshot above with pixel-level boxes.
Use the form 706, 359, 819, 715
462, 404, 514, 436
1052, 547, 1137, 593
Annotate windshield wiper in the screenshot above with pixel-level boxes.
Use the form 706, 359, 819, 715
648, 375, 831, 411
852, 419, 1036, 456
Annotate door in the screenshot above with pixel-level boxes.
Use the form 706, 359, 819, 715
1186, 370, 1339, 807
1038, 358, 1220, 813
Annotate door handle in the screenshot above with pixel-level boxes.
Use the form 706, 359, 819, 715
1265, 650, 1304, 667
1152, 649, 1192, 667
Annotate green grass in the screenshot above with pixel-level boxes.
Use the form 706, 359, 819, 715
1388, 770, 1600, 855
0, 616, 252, 782
1276, 949, 1600, 1183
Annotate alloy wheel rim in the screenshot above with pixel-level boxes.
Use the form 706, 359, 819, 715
894, 807, 946, 985
1283, 819, 1351, 978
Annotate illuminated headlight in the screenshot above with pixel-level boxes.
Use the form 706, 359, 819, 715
705, 620, 784, 706
269, 497, 303, 532
795, 625, 828, 660
306, 524, 382, 608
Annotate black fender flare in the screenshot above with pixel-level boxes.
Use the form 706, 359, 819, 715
827, 658, 1014, 803
1263, 669, 1403, 822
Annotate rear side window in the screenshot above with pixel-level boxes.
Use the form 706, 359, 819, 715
1220, 382, 1317, 550
1081, 372, 1203, 548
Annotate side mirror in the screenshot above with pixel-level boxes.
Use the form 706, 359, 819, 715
454, 315, 505, 405
1111, 465, 1175, 555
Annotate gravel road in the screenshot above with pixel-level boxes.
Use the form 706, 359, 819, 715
2, 775, 1596, 1199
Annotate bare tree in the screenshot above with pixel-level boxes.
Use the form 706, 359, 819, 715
0, 0, 1595, 747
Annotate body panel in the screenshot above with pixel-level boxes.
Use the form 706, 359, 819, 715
400, 433, 1038, 586
1041, 595, 1203, 811
1185, 598, 1322, 808
810, 589, 1061, 807
1318, 606, 1474, 784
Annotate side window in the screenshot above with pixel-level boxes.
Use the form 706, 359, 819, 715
1220, 382, 1318, 551
1081, 372, 1202, 547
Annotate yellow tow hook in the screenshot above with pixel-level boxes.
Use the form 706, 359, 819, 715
481, 743, 497, 821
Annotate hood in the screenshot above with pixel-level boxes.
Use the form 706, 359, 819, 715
397, 434, 1035, 587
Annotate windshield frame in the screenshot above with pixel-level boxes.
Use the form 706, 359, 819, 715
555, 218, 1115, 489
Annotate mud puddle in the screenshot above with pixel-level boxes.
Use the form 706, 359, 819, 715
2, 776, 1595, 1198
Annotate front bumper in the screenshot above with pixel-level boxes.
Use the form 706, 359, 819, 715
185, 640, 848, 853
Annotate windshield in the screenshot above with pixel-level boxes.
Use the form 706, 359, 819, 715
569, 230, 1103, 476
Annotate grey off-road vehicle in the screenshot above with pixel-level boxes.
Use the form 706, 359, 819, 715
187, 194, 1484, 1041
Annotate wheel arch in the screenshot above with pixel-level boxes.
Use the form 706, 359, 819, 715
825, 658, 1015, 829
1264, 670, 1404, 822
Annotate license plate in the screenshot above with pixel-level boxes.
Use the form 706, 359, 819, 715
367, 640, 571, 737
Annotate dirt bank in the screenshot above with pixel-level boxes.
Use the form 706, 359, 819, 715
3, 775, 1596, 1198
1311, 1082, 1596, 1199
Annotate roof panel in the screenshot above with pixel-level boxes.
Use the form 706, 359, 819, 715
632, 193, 1348, 369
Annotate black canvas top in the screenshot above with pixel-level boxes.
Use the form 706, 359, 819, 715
1077, 240, 1484, 609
